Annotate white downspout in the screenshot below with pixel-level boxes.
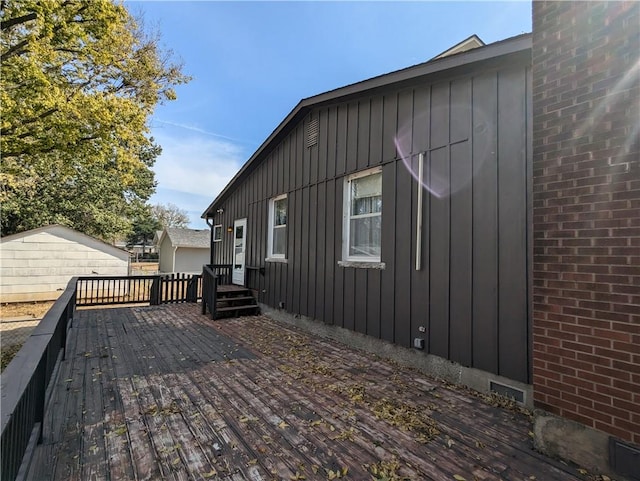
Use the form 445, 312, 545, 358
416, 152, 424, 271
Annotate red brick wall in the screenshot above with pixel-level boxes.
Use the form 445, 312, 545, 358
532, 1, 640, 445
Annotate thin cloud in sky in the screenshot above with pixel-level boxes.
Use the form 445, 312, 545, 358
152, 132, 245, 199
149, 131, 247, 227
153, 119, 257, 146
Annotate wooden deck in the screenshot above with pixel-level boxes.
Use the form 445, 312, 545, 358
28, 304, 593, 481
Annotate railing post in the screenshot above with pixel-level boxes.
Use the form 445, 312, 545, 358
150, 276, 160, 305
62, 284, 75, 360
202, 269, 207, 314
212, 274, 218, 320
187, 275, 198, 303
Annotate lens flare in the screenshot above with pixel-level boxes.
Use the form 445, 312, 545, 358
395, 103, 496, 199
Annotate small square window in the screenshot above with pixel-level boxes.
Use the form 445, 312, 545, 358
343, 168, 382, 262
213, 224, 222, 242
268, 194, 287, 259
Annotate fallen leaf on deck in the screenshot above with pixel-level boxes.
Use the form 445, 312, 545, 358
113, 424, 127, 436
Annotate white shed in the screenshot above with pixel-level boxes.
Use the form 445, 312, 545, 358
0, 225, 130, 302
158, 228, 210, 274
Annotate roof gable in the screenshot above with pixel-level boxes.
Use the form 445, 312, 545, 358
431, 34, 485, 60
202, 33, 531, 218
0, 224, 129, 260
153, 230, 164, 245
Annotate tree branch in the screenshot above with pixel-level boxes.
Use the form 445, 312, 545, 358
2, 134, 99, 159
1, 108, 59, 136
1, 39, 29, 61
1, 12, 37, 31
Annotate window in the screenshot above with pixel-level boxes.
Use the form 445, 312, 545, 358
343, 168, 382, 262
267, 194, 287, 259
213, 224, 222, 242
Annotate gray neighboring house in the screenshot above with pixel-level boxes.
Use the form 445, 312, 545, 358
158, 228, 210, 274
0, 224, 130, 302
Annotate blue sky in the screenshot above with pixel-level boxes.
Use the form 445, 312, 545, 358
127, 1, 532, 228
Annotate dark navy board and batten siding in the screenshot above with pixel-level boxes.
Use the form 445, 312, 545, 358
211, 62, 531, 384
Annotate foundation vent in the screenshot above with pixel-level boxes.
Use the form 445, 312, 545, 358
609, 438, 640, 480
489, 381, 525, 403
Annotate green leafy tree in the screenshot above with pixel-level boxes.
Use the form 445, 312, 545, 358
127, 204, 161, 256
151, 202, 190, 229
0, 0, 189, 240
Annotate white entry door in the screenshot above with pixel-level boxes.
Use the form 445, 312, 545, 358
232, 218, 247, 285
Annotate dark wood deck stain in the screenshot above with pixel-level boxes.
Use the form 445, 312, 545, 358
28, 304, 591, 481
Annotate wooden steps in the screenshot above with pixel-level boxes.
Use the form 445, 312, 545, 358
215, 285, 259, 319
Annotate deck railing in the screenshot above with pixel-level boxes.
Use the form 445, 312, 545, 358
158, 273, 202, 304
1, 277, 77, 481
76, 274, 202, 307
210, 264, 232, 286
76, 275, 158, 306
201, 264, 232, 319
202, 264, 218, 319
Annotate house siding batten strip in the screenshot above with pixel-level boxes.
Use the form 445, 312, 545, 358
531, 1, 640, 477
207, 39, 532, 386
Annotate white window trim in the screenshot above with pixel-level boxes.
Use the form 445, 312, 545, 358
267, 194, 287, 261
213, 224, 222, 242
342, 167, 382, 263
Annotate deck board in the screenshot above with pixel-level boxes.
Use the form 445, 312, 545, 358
28, 304, 592, 481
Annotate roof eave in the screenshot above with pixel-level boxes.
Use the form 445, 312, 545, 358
202, 33, 532, 219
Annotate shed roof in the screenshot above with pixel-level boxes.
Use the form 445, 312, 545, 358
0, 224, 129, 260
161, 228, 210, 249
202, 32, 532, 218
